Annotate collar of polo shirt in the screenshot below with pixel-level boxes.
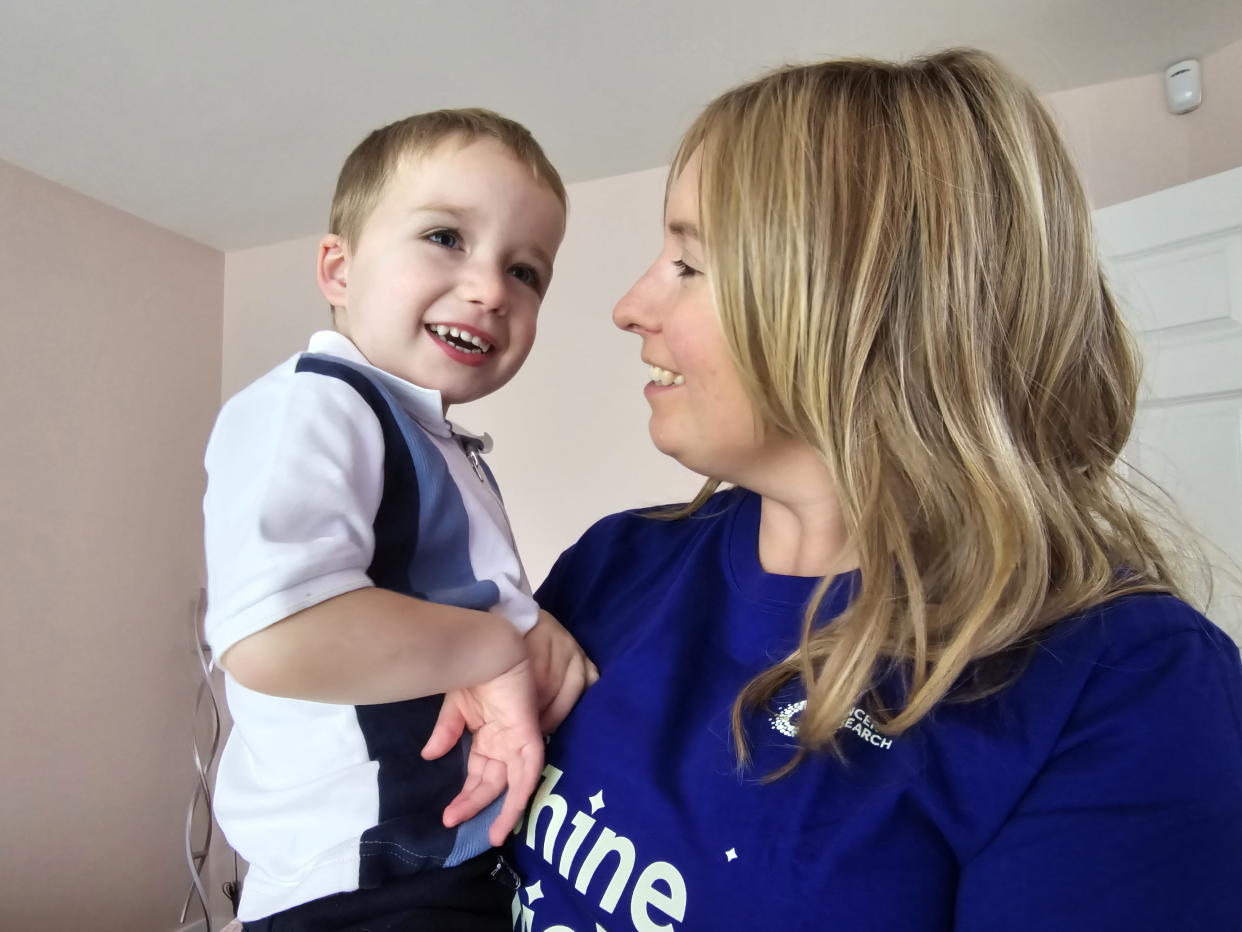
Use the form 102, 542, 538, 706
307, 330, 464, 439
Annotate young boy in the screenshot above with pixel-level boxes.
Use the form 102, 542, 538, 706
202, 109, 594, 931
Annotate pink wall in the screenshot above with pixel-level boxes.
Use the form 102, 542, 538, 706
221, 235, 325, 403
0, 158, 223, 929
1049, 38, 1242, 207
1189, 39, 1242, 182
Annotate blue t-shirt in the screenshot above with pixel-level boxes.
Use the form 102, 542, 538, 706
510, 488, 1242, 931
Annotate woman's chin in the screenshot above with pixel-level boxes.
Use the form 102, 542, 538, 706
649, 428, 713, 479
648, 424, 681, 459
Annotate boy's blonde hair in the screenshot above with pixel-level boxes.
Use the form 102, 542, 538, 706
668, 49, 1186, 769
329, 107, 567, 252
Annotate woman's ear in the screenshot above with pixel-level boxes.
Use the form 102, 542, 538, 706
317, 234, 349, 310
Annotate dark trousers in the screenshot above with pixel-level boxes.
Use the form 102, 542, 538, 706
242, 851, 517, 932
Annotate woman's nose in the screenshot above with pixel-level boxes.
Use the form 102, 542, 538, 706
613, 263, 661, 334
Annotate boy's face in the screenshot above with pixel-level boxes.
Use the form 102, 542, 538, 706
318, 137, 566, 408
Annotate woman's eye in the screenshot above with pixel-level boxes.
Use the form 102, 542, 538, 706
426, 229, 460, 249
509, 265, 541, 290
672, 259, 700, 278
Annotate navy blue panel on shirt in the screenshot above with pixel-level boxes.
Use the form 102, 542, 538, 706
295, 355, 466, 881
510, 488, 1242, 932
295, 355, 422, 591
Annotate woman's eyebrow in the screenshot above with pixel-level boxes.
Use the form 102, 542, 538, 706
667, 220, 701, 241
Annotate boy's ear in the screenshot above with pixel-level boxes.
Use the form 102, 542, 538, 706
317, 234, 349, 309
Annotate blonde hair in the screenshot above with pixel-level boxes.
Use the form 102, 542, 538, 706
669, 49, 1185, 769
328, 107, 567, 251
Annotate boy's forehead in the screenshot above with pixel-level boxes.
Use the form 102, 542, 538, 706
380, 139, 544, 206
361, 150, 467, 225
386, 144, 460, 193
394, 132, 473, 175
361, 140, 564, 251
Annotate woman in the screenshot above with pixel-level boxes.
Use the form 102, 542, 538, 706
510, 49, 1242, 930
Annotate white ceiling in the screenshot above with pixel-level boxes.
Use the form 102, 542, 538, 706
3, 0, 1240, 251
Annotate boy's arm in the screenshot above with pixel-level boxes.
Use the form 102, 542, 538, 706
221, 587, 526, 705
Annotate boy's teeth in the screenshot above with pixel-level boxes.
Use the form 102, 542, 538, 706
648, 364, 685, 387
427, 324, 493, 354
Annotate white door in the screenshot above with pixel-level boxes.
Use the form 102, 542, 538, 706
1094, 167, 1242, 645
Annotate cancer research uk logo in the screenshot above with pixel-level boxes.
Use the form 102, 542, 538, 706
770, 699, 894, 750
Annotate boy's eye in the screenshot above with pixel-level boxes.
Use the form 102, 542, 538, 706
672, 258, 700, 278
508, 264, 541, 290
426, 229, 461, 249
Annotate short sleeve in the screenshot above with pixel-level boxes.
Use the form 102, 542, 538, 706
955, 625, 1242, 931
202, 367, 385, 658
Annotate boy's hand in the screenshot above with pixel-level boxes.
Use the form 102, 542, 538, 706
526, 609, 599, 733
421, 658, 543, 846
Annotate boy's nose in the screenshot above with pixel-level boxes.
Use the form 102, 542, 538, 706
459, 263, 509, 314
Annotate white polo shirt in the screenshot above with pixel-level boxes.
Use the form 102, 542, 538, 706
203, 330, 537, 921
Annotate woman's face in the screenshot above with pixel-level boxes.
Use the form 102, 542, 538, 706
612, 154, 773, 482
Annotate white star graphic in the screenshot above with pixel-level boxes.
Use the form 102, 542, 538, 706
525, 880, 543, 903
589, 790, 605, 813
725, 848, 739, 862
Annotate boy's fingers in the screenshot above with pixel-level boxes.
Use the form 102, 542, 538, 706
489, 741, 543, 846
421, 700, 466, 761
442, 735, 490, 827
444, 757, 505, 828
456, 751, 488, 805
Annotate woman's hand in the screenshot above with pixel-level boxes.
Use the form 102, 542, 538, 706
525, 609, 600, 733
421, 658, 543, 847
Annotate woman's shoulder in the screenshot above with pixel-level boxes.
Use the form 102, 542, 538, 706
1042, 590, 1239, 668
941, 593, 1240, 781
567, 487, 747, 553
925, 592, 1242, 865
1012, 591, 1241, 725
941, 592, 1242, 930
1007, 591, 1242, 760
535, 488, 747, 617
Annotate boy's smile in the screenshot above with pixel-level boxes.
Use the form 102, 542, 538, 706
317, 136, 567, 409
424, 321, 497, 366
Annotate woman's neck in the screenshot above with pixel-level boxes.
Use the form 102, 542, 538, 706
757, 491, 855, 577
741, 441, 854, 577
